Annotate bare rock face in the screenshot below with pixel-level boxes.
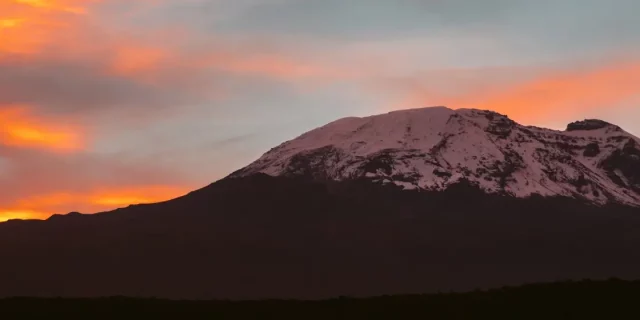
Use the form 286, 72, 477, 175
600, 139, 640, 192
584, 143, 601, 157
234, 107, 640, 207
567, 119, 619, 132
483, 111, 516, 138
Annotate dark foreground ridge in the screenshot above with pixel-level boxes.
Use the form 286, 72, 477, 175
2, 279, 640, 319
2, 174, 640, 299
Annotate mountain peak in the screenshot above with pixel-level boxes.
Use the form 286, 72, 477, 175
566, 119, 620, 132
234, 107, 639, 206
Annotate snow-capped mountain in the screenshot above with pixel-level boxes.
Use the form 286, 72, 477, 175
2, 106, 640, 300
233, 106, 640, 206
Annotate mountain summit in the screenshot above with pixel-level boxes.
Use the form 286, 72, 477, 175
234, 107, 640, 206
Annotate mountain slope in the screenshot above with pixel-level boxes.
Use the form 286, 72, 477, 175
2, 175, 640, 299
233, 107, 640, 206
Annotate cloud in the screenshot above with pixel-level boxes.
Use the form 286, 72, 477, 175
0, 145, 198, 221
0, 185, 188, 221
0, 105, 84, 150
13, 0, 89, 13
0, 0, 92, 54
466, 61, 640, 122
108, 44, 172, 78
387, 60, 640, 125
0, 0, 350, 118
196, 50, 355, 82
0, 0, 210, 113
0, 210, 43, 221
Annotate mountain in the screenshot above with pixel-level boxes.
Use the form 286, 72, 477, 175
233, 107, 640, 206
1, 106, 640, 300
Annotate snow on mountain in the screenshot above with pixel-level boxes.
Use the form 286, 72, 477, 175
233, 107, 640, 206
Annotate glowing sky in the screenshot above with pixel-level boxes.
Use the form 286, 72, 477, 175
1, 0, 639, 221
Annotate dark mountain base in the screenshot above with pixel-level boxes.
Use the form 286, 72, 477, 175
1, 174, 640, 299
2, 280, 639, 319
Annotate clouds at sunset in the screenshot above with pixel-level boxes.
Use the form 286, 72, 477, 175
389, 60, 640, 125
0, 106, 83, 150
0, 144, 197, 220
471, 62, 640, 123
0, 184, 188, 220
0, 0, 639, 221
0, 0, 91, 54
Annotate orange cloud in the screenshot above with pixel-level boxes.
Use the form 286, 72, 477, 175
0, 209, 44, 221
0, 106, 84, 150
0, 0, 92, 54
13, 0, 89, 14
214, 55, 347, 80
89, 185, 186, 207
106, 46, 354, 82
2, 0, 351, 85
466, 62, 640, 122
0, 0, 186, 81
0, 185, 188, 221
109, 44, 170, 77
194, 51, 355, 81
394, 61, 640, 123
0, 18, 23, 28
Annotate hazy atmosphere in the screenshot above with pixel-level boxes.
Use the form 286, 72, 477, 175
1, 0, 639, 220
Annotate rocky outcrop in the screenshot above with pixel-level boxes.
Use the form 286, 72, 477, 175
583, 142, 601, 157
567, 119, 618, 132
600, 139, 640, 192
483, 111, 516, 138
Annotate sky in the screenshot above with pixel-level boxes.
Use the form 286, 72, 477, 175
0, 0, 639, 221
